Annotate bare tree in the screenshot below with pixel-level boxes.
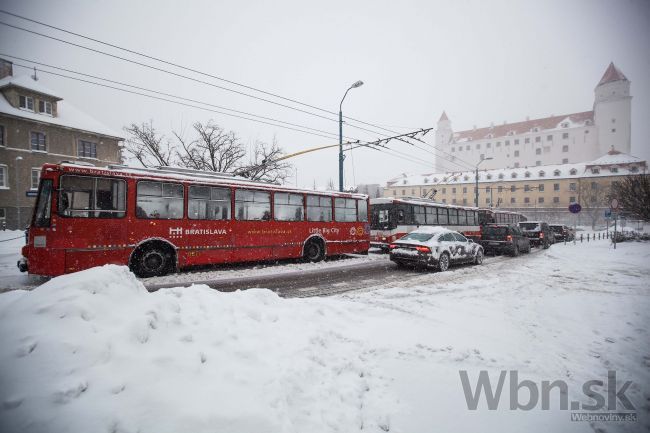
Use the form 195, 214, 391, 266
235, 138, 292, 183
176, 121, 245, 173
124, 122, 174, 167
124, 120, 293, 183
610, 174, 650, 221
579, 180, 610, 229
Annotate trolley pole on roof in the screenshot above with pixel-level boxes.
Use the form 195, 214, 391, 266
339, 80, 364, 192
475, 157, 493, 207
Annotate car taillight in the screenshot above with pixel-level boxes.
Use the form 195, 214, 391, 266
389, 244, 398, 249
506, 235, 512, 242
416, 246, 431, 253
539, 232, 544, 239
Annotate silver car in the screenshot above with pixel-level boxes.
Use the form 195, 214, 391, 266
389, 226, 484, 271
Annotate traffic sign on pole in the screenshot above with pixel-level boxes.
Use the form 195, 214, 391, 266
569, 202, 582, 214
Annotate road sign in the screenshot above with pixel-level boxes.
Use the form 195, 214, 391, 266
25, 191, 38, 198
604, 209, 612, 219
568, 202, 582, 214
610, 198, 619, 211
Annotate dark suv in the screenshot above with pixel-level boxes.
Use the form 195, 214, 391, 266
479, 224, 531, 256
550, 224, 575, 242
518, 221, 553, 248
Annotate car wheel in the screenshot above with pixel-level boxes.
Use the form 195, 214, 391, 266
438, 252, 450, 272
304, 238, 325, 262
131, 243, 175, 278
511, 244, 520, 257
543, 240, 550, 249
474, 249, 484, 265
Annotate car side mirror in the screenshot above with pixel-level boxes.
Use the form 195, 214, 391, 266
467, 239, 473, 243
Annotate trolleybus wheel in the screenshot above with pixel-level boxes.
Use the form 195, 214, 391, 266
304, 238, 325, 262
131, 242, 176, 278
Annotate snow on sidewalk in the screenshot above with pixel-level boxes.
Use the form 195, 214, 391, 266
0, 241, 648, 433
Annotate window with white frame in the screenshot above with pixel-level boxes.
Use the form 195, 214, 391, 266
0, 164, 7, 188
30, 168, 41, 190
78, 140, 97, 158
31, 132, 46, 152
38, 100, 53, 115
19, 95, 34, 111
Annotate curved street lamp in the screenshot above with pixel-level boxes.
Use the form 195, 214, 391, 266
339, 80, 363, 191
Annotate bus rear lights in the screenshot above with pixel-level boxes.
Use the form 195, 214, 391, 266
415, 246, 431, 253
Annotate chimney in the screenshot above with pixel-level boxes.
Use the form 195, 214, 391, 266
0, 58, 13, 79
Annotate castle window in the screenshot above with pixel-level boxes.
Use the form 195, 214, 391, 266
536, 161, 541, 166
611, 118, 616, 123
562, 145, 569, 152
611, 128, 616, 133
535, 148, 541, 155
451, 147, 455, 152
514, 150, 520, 157
466, 145, 470, 150
486, 142, 491, 148
524, 138, 530, 144
505, 140, 510, 146
496, 141, 501, 147
476, 143, 481, 150
514, 162, 520, 168
562, 132, 569, 139
547, 135, 553, 141
562, 158, 568, 164
514, 139, 519, 145
535, 136, 541, 143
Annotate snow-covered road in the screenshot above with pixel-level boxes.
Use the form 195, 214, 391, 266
0, 237, 648, 433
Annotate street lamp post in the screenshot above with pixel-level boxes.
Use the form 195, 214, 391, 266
339, 80, 363, 192
15, 156, 23, 229
475, 157, 493, 207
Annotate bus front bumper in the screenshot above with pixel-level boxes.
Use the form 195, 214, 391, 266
17, 256, 28, 273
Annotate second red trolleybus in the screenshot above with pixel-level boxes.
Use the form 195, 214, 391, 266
19, 162, 370, 277
477, 208, 528, 225
369, 197, 481, 250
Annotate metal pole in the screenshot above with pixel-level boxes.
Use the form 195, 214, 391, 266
613, 216, 617, 250
14, 157, 22, 230
475, 167, 479, 207
338, 109, 344, 192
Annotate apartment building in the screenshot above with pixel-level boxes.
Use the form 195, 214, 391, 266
0, 58, 123, 229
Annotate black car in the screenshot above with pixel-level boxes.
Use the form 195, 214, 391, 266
518, 221, 553, 249
549, 224, 575, 242
479, 224, 531, 256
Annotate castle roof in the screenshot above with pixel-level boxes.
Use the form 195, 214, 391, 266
597, 62, 628, 86
452, 111, 593, 142
438, 111, 449, 122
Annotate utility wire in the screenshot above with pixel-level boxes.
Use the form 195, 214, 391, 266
0, 14, 475, 171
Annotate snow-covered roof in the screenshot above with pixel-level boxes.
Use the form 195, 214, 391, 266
0, 76, 123, 139
386, 151, 646, 187
0, 74, 62, 100
586, 149, 644, 167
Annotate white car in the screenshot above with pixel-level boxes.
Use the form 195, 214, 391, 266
389, 226, 484, 271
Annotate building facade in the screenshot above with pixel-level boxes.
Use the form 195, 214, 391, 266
0, 59, 123, 229
384, 149, 646, 226
434, 63, 632, 172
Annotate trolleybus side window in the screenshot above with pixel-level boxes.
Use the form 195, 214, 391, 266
458, 209, 467, 225
449, 208, 459, 225
274, 192, 304, 221
235, 189, 271, 221
425, 206, 437, 224
413, 205, 425, 224
34, 179, 53, 227
136, 181, 183, 219
357, 199, 368, 222
60, 175, 126, 218
438, 207, 449, 225
188, 185, 230, 220
334, 198, 357, 222
306, 195, 332, 222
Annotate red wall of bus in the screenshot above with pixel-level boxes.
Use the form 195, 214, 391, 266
24, 164, 370, 277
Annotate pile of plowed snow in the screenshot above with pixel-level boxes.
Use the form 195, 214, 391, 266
0, 265, 393, 433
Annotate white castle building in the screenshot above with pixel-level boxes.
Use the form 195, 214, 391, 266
434, 62, 631, 172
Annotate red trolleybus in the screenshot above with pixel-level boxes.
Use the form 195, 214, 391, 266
369, 197, 480, 251
19, 162, 370, 277
477, 209, 528, 226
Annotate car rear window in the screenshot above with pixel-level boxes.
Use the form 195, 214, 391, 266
520, 222, 540, 231
400, 233, 434, 242
483, 226, 508, 237
550, 226, 563, 233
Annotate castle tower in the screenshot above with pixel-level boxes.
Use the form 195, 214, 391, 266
594, 62, 631, 156
435, 111, 452, 172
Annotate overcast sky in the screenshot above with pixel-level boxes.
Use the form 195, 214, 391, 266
1, 0, 648, 188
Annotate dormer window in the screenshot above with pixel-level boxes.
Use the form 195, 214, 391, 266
554, 170, 561, 176
498, 173, 504, 180
561, 122, 569, 128
19, 95, 34, 111
423, 178, 429, 184
38, 100, 52, 115
531, 127, 540, 132
486, 174, 492, 180
539, 171, 545, 177
630, 166, 639, 173
487, 133, 493, 139
433, 177, 438, 182
591, 168, 600, 174
511, 172, 517, 179
610, 167, 618, 173
570, 168, 577, 175
463, 175, 469, 181
524, 171, 531, 178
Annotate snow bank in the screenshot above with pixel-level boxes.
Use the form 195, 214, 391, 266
0, 265, 395, 433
